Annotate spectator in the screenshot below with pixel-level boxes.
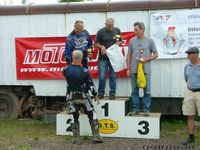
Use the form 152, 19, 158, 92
182, 47, 200, 145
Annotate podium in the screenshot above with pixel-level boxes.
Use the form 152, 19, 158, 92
56, 98, 161, 139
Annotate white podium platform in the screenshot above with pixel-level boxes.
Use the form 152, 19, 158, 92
56, 98, 161, 139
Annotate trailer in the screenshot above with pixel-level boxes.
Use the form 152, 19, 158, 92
0, 0, 199, 119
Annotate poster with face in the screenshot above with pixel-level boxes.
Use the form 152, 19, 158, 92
150, 9, 200, 58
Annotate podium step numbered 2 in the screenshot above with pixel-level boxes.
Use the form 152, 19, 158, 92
56, 97, 161, 139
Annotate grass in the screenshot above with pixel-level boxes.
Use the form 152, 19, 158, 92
0, 118, 57, 149
161, 116, 200, 148
0, 118, 55, 138
0, 117, 200, 149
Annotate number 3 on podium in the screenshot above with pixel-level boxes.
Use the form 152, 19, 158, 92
138, 121, 149, 135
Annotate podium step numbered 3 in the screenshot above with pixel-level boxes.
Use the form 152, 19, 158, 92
56, 97, 161, 139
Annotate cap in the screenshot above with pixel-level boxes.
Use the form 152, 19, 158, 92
185, 47, 199, 54
168, 26, 175, 31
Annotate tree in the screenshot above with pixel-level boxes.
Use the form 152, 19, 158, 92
59, 0, 84, 2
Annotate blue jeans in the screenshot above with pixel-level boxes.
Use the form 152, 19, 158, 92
131, 73, 151, 112
98, 59, 116, 96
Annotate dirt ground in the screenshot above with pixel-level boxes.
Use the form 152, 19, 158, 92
0, 118, 200, 150
1, 136, 199, 150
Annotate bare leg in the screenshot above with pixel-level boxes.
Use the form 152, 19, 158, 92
188, 115, 195, 134
182, 115, 195, 145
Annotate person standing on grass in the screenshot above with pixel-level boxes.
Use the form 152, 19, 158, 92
182, 47, 200, 145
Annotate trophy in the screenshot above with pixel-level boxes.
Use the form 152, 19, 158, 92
115, 34, 121, 44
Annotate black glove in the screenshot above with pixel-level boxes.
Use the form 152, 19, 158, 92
62, 67, 67, 77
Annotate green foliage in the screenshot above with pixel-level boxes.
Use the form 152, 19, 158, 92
18, 144, 31, 150
161, 118, 200, 147
0, 118, 55, 142
59, 0, 84, 2
82, 135, 91, 140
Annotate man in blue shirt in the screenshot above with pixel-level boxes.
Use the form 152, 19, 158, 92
64, 20, 93, 68
182, 47, 200, 145
63, 50, 103, 144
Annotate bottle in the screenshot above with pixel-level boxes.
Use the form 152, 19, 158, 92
139, 48, 144, 61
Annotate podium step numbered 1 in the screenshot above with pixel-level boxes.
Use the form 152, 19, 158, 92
56, 98, 161, 139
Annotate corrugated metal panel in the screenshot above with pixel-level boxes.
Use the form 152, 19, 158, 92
0, 0, 199, 15
0, 9, 191, 97
0, 16, 16, 85
107, 11, 149, 33
67, 2, 107, 13
27, 4, 67, 14
0, 14, 66, 96
151, 59, 188, 97
27, 14, 66, 96
0, 5, 27, 15
65, 12, 106, 35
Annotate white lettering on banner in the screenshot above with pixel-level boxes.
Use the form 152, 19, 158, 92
22, 42, 128, 65
16, 32, 135, 79
23, 50, 41, 64
23, 43, 65, 64
20, 67, 66, 72
43, 44, 66, 64
88, 66, 98, 71
41, 49, 54, 64
20, 67, 47, 72
20, 66, 100, 73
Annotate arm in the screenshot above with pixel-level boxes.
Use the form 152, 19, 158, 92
84, 70, 100, 104
94, 30, 101, 48
140, 52, 158, 63
85, 70, 97, 97
62, 67, 68, 78
94, 30, 106, 55
64, 36, 73, 65
94, 44, 106, 56
87, 32, 93, 50
184, 65, 187, 82
87, 32, 93, 58
140, 38, 158, 63
126, 43, 132, 77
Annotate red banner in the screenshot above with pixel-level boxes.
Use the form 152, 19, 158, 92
15, 32, 135, 80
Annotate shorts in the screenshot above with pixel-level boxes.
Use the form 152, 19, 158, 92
182, 89, 200, 116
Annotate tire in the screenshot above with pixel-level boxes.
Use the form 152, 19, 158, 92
0, 90, 19, 118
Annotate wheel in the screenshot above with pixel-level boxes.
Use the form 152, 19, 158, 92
0, 90, 19, 118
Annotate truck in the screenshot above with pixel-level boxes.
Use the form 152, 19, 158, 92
0, 0, 199, 119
